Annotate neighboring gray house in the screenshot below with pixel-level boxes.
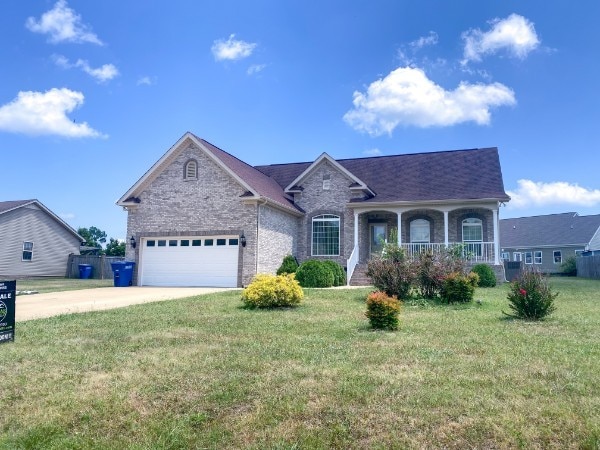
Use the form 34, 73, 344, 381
117, 132, 511, 287
500, 212, 600, 273
0, 199, 83, 278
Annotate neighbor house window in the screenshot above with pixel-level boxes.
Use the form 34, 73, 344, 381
513, 252, 522, 262
553, 250, 562, 264
22, 241, 33, 261
184, 160, 197, 180
410, 219, 430, 243
312, 214, 340, 256
534, 251, 542, 264
462, 218, 483, 256
501, 252, 510, 261
524, 251, 533, 264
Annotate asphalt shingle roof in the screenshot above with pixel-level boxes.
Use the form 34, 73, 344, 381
255, 147, 510, 203
500, 213, 600, 247
0, 199, 36, 215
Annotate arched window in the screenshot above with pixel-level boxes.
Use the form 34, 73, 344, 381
312, 214, 340, 256
184, 160, 197, 180
410, 219, 430, 243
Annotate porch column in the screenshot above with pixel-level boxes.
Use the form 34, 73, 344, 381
493, 208, 500, 264
396, 211, 402, 245
354, 211, 359, 260
444, 211, 449, 247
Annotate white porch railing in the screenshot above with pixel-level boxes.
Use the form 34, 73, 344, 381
400, 242, 496, 263
346, 246, 359, 286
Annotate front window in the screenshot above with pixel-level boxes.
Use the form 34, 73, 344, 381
410, 219, 430, 243
553, 250, 562, 264
22, 241, 33, 261
312, 214, 340, 256
462, 218, 483, 256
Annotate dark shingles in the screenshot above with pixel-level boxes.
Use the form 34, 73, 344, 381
0, 200, 36, 215
500, 213, 600, 247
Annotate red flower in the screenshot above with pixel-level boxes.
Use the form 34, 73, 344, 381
519, 288, 527, 296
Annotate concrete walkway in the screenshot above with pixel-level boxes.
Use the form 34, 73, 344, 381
16, 286, 237, 321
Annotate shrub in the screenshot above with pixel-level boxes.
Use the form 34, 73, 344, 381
471, 264, 497, 287
441, 272, 478, 303
276, 255, 299, 275
295, 260, 335, 288
561, 256, 577, 276
414, 250, 446, 299
365, 291, 401, 330
241, 273, 304, 308
505, 269, 558, 320
367, 256, 414, 299
322, 260, 346, 286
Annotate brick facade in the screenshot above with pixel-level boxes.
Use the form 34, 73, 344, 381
257, 204, 299, 275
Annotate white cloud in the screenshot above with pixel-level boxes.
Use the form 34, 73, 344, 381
211, 34, 256, 61
462, 14, 540, 65
0, 88, 105, 138
52, 55, 118, 83
363, 148, 382, 157
137, 76, 156, 86
507, 180, 600, 208
410, 31, 439, 50
343, 67, 515, 135
247, 64, 267, 75
25, 0, 103, 45
60, 212, 76, 220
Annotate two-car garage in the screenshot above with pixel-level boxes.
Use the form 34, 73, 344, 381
138, 235, 240, 287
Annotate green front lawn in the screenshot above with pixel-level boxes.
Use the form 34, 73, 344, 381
15, 277, 113, 293
1, 278, 599, 448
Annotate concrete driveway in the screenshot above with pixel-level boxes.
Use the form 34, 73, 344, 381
16, 286, 237, 321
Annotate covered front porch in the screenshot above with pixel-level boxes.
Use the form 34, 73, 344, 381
346, 204, 502, 284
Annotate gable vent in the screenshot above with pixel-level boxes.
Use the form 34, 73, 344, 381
185, 160, 198, 180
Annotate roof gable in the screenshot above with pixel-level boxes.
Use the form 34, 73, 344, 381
282, 153, 374, 196
0, 199, 83, 241
500, 213, 600, 247
117, 132, 301, 215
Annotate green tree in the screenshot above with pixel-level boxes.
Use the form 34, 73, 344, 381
77, 226, 107, 249
105, 238, 126, 256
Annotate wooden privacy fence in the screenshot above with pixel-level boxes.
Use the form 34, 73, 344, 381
576, 255, 600, 280
66, 254, 126, 279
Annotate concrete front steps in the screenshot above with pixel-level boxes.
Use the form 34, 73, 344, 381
349, 263, 372, 286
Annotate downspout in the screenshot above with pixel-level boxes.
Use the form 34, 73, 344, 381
256, 198, 268, 275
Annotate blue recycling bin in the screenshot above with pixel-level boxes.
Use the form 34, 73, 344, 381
111, 261, 136, 287
78, 264, 93, 279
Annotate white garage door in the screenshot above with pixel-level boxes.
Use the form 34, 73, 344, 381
140, 236, 239, 287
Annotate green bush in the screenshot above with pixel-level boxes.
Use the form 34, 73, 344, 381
367, 256, 414, 299
441, 272, 478, 303
322, 260, 346, 286
276, 255, 299, 275
561, 256, 577, 276
471, 264, 497, 287
365, 291, 401, 330
295, 260, 335, 288
241, 273, 304, 308
505, 269, 558, 320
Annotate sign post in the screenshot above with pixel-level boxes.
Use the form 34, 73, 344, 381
0, 280, 16, 343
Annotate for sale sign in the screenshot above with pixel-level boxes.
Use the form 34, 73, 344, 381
0, 280, 15, 343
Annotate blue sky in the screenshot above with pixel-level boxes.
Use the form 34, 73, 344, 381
2, 1, 599, 241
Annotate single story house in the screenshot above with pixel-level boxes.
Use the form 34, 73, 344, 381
117, 132, 510, 287
0, 199, 83, 278
500, 212, 600, 273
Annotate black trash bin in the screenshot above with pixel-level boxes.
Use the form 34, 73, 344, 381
111, 261, 136, 287
78, 264, 93, 279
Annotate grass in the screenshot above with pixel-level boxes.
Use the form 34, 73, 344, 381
15, 277, 113, 293
1, 277, 599, 449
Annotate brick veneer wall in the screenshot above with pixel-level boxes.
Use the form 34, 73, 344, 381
257, 204, 299, 275
125, 143, 259, 286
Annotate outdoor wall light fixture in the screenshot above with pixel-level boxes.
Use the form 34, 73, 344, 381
240, 233, 247, 247
130, 236, 137, 249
